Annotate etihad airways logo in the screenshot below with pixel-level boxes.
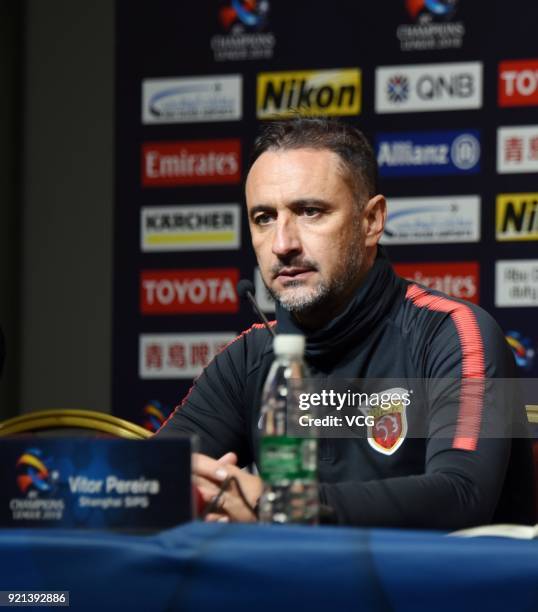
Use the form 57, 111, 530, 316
141, 204, 241, 252
256, 68, 361, 118
375, 62, 482, 113
499, 60, 538, 107
495, 261, 538, 307
382, 196, 480, 244
142, 140, 241, 187
496, 194, 538, 241
141, 268, 239, 314
142, 75, 242, 124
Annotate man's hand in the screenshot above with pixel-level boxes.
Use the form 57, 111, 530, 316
193, 452, 263, 523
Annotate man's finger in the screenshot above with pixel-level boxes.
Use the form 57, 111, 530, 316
217, 452, 238, 466
205, 513, 229, 523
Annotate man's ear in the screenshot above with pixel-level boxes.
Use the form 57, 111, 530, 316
363, 195, 386, 247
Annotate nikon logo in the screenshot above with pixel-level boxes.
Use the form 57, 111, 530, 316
256, 68, 361, 119
496, 194, 538, 241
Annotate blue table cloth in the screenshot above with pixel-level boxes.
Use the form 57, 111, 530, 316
1, 523, 538, 611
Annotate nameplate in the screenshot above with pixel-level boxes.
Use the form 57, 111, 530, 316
0, 438, 192, 529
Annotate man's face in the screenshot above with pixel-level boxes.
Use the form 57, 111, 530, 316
245, 148, 369, 324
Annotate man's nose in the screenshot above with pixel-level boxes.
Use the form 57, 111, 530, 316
271, 218, 301, 257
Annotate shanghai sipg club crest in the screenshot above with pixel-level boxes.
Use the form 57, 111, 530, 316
367, 388, 409, 456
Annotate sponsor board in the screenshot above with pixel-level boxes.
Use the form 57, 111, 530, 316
257, 68, 361, 119
139, 333, 236, 379
394, 261, 479, 303
375, 62, 482, 113
211, 0, 275, 61
141, 268, 239, 314
254, 267, 275, 313
376, 130, 480, 177
142, 75, 242, 124
499, 59, 538, 107
496, 194, 538, 241
142, 400, 174, 433
141, 204, 241, 252
142, 139, 241, 187
382, 196, 480, 244
497, 126, 538, 174
505, 331, 536, 372
397, 0, 464, 52
495, 260, 538, 307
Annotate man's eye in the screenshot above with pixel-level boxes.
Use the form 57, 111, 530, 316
254, 213, 273, 225
303, 207, 320, 217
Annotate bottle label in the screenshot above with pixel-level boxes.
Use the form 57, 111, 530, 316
260, 436, 316, 483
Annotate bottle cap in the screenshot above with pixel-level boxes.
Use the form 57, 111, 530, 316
273, 334, 305, 357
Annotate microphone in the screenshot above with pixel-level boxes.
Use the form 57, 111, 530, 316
237, 279, 276, 338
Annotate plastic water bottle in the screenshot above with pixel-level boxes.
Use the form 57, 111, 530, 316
258, 334, 318, 524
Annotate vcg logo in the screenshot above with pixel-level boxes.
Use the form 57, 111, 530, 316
376, 62, 482, 113
257, 68, 361, 118
376, 130, 480, 177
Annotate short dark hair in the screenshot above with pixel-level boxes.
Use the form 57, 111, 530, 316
249, 117, 378, 204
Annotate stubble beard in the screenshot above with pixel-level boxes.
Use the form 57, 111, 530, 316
265, 236, 365, 318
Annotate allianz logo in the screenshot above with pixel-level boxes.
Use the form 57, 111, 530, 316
378, 134, 479, 169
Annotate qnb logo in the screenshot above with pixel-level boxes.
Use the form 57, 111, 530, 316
387, 75, 410, 103
219, 0, 270, 32
416, 72, 474, 100
506, 331, 535, 371
16, 449, 52, 495
406, 0, 459, 21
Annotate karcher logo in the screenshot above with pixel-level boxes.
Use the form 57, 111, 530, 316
256, 68, 361, 119
496, 194, 538, 241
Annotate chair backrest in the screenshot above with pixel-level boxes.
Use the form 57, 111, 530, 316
0, 409, 151, 439
525, 405, 538, 521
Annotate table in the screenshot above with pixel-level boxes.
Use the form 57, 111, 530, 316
2, 523, 538, 611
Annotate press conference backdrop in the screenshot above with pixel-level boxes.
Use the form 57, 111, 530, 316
114, 0, 538, 429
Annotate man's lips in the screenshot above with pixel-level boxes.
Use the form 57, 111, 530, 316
274, 267, 316, 281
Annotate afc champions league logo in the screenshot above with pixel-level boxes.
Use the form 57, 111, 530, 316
406, 0, 459, 22
367, 389, 409, 456
219, 0, 270, 32
16, 448, 57, 495
142, 400, 173, 433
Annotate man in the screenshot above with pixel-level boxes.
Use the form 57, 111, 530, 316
156, 118, 534, 528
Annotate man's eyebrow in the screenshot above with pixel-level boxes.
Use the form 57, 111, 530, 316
249, 204, 274, 219
248, 198, 333, 219
288, 198, 332, 209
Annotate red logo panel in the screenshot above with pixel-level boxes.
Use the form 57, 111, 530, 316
394, 262, 479, 304
141, 139, 241, 186
141, 268, 240, 314
499, 59, 538, 107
